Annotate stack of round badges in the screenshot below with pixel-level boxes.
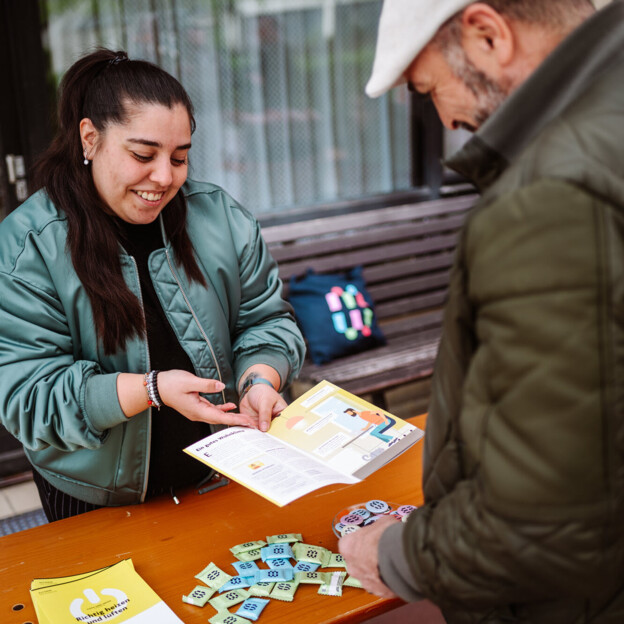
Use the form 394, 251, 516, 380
332, 500, 417, 537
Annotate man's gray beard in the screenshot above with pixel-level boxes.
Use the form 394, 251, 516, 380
443, 44, 509, 130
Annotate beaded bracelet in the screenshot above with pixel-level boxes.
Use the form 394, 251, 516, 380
143, 370, 162, 410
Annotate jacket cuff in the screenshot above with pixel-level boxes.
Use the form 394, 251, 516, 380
378, 523, 425, 603
84, 373, 130, 433
234, 350, 289, 391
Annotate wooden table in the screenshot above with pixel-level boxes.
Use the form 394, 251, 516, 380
1, 415, 426, 624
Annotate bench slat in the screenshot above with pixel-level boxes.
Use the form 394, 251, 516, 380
280, 253, 456, 298
368, 271, 450, 303
363, 252, 455, 284
299, 334, 441, 394
339, 361, 437, 396
375, 291, 447, 318
269, 213, 467, 264
261, 194, 477, 244
379, 309, 444, 339
277, 232, 459, 281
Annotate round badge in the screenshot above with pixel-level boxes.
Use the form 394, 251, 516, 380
365, 499, 390, 514
397, 504, 417, 516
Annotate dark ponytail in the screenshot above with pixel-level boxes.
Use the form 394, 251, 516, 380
32, 48, 204, 355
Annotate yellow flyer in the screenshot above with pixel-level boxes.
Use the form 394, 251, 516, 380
30, 559, 182, 623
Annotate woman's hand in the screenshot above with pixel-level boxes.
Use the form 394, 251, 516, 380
157, 370, 259, 428
116, 370, 258, 428
239, 384, 287, 432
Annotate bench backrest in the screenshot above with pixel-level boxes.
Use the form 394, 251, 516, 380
262, 194, 477, 339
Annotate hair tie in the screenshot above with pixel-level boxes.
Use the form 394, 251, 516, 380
108, 53, 128, 66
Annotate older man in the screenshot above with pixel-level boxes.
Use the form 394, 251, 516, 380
339, 1, 624, 622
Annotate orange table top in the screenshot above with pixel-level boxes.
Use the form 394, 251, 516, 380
1, 415, 426, 624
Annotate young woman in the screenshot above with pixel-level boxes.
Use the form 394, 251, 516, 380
0, 48, 305, 521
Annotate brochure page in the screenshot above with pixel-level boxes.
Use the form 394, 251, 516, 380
184, 427, 358, 507
185, 381, 424, 506
268, 381, 423, 479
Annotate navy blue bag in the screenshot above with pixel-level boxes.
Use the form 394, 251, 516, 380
288, 266, 386, 365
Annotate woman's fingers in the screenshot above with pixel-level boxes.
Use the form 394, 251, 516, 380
202, 379, 226, 394
272, 394, 287, 415
214, 402, 237, 412
240, 386, 286, 432
197, 405, 258, 428
156, 370, 262, 427
158, 370, 224, 404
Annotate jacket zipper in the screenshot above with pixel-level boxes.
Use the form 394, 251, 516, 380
163, 249, 227, 405
128, 255, 152, 504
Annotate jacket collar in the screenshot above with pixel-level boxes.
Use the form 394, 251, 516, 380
446, 0, 624, 191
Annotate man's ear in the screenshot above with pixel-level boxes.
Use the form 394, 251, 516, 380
79, 118, 98, 156
460, 3, 515, 76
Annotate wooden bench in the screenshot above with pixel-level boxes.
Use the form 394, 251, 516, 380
261, 193, 477, 408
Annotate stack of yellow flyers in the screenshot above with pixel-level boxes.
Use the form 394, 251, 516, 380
30, 559, 183, 623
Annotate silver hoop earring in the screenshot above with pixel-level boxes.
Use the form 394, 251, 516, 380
83, 149, 89, 166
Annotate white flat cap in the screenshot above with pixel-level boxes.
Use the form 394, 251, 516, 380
366, 0, 473, 98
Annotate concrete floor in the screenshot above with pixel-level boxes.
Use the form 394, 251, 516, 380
0, 478, 42, 520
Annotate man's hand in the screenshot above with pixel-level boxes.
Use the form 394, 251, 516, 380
338, 515, 399, 598
239, 384, 286, 432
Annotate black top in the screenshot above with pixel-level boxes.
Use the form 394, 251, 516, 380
117, 219, 213, 497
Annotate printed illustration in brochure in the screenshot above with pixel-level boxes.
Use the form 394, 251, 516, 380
30, 559, 183, 624
184, 380, 424, 506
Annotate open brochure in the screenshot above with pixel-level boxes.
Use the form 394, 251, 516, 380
184, 380, 424, 506
30, 559, 183, 623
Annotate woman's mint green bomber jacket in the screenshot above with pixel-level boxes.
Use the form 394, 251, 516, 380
0, 179, 306, 506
